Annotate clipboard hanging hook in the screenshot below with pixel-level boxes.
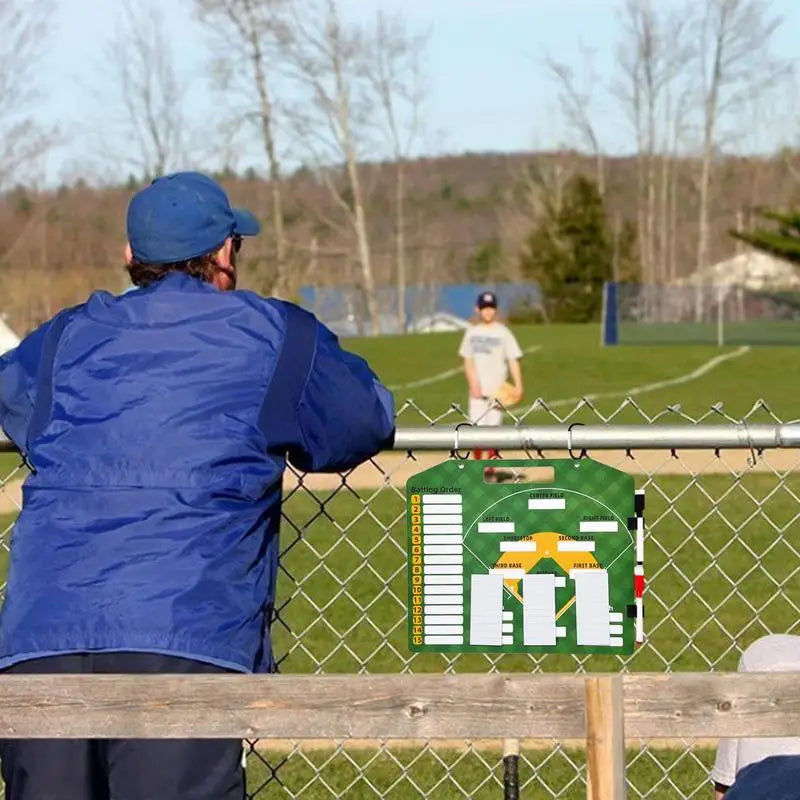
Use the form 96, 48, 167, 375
567, 422, 588, 460
452, 421, 473, 461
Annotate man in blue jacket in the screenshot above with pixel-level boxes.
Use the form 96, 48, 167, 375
0, 171, 395, 800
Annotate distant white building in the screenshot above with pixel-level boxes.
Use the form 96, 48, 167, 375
408, 312, 470, 333
0, 315, 19, 355
681, 251, 800, 290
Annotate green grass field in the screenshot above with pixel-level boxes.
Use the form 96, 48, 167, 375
345, 323, 800, 424
0, 452, 23, 479
273, 475, 799, 675
1, 323, 798, 798
619, 319, 800, 347
1, 322, 797, 439
244, 744, 716, 799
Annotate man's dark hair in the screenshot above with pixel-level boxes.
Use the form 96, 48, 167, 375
127, 253, 218, 288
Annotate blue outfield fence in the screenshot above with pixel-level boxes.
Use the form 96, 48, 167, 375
298, 282, 541, 336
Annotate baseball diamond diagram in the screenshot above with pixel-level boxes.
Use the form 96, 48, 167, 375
406, 459, 645, 655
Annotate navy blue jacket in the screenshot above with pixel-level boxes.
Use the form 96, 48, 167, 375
0, 273, 394, 672
726, 755, 800, 799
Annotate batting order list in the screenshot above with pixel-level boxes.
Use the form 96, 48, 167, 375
409, 493, 466, 646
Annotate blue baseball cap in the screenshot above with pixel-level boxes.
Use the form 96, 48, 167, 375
127, 171, 261, 264
477, 291, 498, 309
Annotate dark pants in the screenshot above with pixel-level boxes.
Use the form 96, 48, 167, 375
0, 652, 246, 800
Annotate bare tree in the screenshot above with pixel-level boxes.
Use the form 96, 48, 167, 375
617, 0, 655, 284
280, 0, 383, 334
362, 12, 428, 333
544, 47, 606, 196
0, 0, 56, 322
501, 157, 570, 257
95, 0, 187, 179
665, 84, 693, 281
694, 0, 786, 274
0, 0, 56, 190
615, 0, 694, 285
196, 0, 291, 295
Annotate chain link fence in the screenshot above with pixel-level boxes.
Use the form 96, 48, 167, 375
2, 398, 799, 798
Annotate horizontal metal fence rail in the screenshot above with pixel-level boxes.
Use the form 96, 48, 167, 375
394, 423, 800, 451
5, 422, 800, 452
2, 404, 800, 799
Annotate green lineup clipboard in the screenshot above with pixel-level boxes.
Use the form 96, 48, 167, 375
406, 459, 645, 655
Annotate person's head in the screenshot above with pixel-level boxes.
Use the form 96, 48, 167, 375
475, 291, 498, 323
125, 171, 261, 291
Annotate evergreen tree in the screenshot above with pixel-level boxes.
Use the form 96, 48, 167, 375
520, 175, 631, 322
731, 208, 800, 264
466, 239, 504, 283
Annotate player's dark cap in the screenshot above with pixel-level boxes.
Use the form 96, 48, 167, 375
127, 171, 260, 264
477, 291, 498, 309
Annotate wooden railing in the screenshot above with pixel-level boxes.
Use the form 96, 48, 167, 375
1, 672, 799, 799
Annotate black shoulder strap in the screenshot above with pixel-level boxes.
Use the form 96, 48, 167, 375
258, 303, 317, 444
25, 311, 73, 454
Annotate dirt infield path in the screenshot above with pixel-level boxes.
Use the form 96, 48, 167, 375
2, 448, 799, 514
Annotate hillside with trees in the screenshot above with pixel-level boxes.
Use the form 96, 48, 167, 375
1, 149, 799, 335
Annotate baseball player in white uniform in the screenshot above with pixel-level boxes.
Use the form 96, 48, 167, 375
458, 291, 523, 474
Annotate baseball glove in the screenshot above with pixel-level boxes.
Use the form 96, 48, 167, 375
492, 381, 522, 407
